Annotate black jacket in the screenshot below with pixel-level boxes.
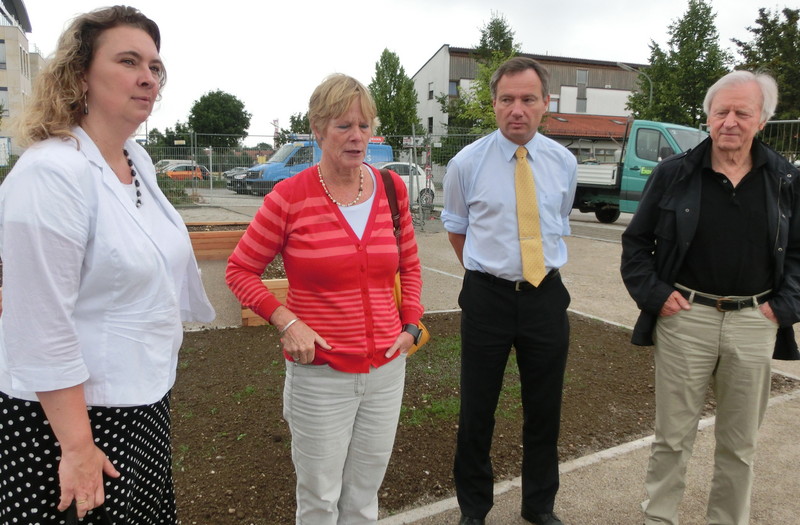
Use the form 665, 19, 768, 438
620, 137, 800, 360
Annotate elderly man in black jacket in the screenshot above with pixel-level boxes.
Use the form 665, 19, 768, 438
621, 70, 800, 525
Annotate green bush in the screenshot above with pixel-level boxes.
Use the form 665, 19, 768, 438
156, 176, 193, 205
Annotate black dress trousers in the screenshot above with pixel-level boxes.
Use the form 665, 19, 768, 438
454, 270, 570, 518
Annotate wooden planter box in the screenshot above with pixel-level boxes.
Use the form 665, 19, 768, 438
187, 222, 249, 261
241, 278, 288, 327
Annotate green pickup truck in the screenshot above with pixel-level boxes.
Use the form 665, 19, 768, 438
574, 120, 708, 223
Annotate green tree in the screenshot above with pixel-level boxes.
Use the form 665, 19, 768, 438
144, 121, 193, 162
734, 7, 800, 120
475, 10, 518, 59
275, 112, 310, 147
437, 12, 520, 134
433, 12, 520, 164
147, 127, 165, 146
187, 90, 252, 148
626, 0, 731, 126
368, 48, 423, 151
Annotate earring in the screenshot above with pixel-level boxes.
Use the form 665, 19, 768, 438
83, 92, 88, 115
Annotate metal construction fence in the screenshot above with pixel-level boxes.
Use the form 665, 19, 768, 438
1, 123, 799, 208
760, 120, 800, 164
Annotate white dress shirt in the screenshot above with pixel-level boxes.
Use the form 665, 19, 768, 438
441, 130, 578, 282
0, 127, 214, 406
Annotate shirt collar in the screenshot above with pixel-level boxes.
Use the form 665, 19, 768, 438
496, 130, 540, 162
702, 139, 766, 173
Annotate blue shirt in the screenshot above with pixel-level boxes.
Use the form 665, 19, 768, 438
442, 130, 578, 282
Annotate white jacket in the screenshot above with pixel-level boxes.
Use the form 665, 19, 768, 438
0, 127, 215, 405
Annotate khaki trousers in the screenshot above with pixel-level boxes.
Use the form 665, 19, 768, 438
644, 300, 776, 525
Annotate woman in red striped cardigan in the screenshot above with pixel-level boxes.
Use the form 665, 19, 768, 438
226, 74, 423, 524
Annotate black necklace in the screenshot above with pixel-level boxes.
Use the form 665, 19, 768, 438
123, 149, 142, 208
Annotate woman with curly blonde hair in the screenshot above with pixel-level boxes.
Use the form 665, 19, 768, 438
0, 6, 213, 524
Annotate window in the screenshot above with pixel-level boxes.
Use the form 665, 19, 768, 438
289, 146, 313, 166
393, 164, 410, 176
19, 47, 28, 77
594, 148, 618, 163
0, 87, 9, 117
448, 81, 458, 97
0, 41, 6, 70
548, 98, 559, 112
428, 82, 434, 100
428, 117, 433, 134
635, 129, 674, 163
576, 69, 588, 85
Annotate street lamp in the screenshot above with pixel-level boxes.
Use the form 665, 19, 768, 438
617, 62, 653, 108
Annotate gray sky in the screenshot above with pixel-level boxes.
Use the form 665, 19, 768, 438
24, 0, 776, 145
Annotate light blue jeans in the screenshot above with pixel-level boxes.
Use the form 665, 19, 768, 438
283, 356, 406, 525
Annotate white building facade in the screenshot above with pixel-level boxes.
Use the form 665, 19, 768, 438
412, 45, 645, 136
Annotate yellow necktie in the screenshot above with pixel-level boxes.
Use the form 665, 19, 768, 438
515, 146, 547, 286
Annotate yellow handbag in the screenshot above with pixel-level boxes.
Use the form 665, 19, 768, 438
380, 168, 430, 356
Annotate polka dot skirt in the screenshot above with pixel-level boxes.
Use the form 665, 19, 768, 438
0, 391, 177, 524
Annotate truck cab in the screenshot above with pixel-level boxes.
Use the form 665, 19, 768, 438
618, 120, 708, 214
574, 120, 707, 222
246, 138, 393, 196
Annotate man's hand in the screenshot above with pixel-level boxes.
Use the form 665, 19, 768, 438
660, 290, 692, 316
759, 301, 778, 324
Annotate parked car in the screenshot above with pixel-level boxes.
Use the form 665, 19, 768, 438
223, 166, 249, 178
159, 163, 210, 181
153, 159, 187, 172
224, 167, 251, 194
373, 161, 435, 205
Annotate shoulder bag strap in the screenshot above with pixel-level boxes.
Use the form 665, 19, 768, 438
379, 168, 401, 248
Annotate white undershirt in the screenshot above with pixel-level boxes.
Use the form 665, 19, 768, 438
338, 168, 376, 239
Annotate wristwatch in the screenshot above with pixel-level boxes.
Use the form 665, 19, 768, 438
402, 323, 422, 345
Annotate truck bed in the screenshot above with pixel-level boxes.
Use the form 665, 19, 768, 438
576, 163, 618, 188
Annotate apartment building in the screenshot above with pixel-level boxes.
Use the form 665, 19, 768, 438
412, 44, 645, 138
0, 0, 40, 158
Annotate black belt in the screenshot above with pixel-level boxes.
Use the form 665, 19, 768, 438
677, 289, 770, 312
468, 269, 560, 291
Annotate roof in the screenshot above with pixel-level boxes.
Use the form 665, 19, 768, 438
2, 0, 31, 32
447, 46, 648, 70
541, 113, 630, 140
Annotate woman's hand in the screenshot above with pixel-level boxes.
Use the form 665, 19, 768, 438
385, 331, 415, 358
281, 320, 330, 364
37, 386, 120, 517
57, 443, 120, 516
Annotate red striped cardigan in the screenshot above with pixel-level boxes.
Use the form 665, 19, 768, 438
226, 164, 423, 373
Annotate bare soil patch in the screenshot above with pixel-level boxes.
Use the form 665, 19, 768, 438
171, 312, 799, 524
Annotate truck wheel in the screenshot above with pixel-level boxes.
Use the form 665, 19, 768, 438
595, 208, 620, 223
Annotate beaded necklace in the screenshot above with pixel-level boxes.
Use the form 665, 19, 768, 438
122, 148, 142, 208
318, 164, 364, 207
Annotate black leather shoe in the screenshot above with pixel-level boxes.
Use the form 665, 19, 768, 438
521, 510, 564, 525
459, 515, 485, 525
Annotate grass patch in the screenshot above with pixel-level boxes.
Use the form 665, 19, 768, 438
231, 384, 257, 402
400, 333, 525, 426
